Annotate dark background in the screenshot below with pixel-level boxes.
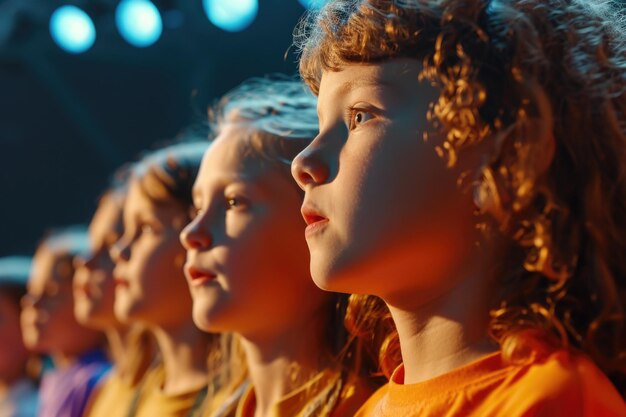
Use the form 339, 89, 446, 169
0, 0, 312, 257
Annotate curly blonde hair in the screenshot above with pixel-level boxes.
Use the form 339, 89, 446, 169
295, 0, 626, 390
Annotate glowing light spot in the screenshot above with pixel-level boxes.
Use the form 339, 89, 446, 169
298, 0, 328, 10
49, 5, 96, 54
116, 0, 163, 47
203, 0, 258, 32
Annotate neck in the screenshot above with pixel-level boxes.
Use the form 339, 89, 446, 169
386, 258, 497, 385
150, 321, 209, 396
240, 310, 329, 417
104, 327, 127, 366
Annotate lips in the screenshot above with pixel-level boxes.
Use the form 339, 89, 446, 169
113, 276, 129, 288
184, 265, 217, 287
73, 284, 91, 298
301, 203, 329, 237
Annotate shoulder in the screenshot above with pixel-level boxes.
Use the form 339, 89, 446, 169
493, 350, 626, 417
352, 384, 388, 417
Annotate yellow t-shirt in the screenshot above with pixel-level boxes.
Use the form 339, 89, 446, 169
83, 369, 139, 417
132, 365, 208, 417
355, 350, 626, 417
233, 369, 372, 417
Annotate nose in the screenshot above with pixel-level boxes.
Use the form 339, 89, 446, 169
109, 238, 130, 263
21, 293, 43, 310
291, 138, 330, 190
76, 251, 97, 271
180, 215, 212, 251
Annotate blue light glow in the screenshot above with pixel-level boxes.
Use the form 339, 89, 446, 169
49, 5, 96, 54
203, 0, 258, 32
298, 0, 328, 10
115, 0, 163, 47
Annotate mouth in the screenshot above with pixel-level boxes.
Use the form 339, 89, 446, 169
301, 204, 329, 237
73, 284, 91, 298
113, 276, 129, 288
184, 265, 217, 287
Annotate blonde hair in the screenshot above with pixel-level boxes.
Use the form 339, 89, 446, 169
131, 141, 208, 209
210, 75, 319, 179
296, 0, 626, 390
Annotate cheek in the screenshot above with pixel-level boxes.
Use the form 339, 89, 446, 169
48, 301, 77, 329
230, 213, 308, 282
135, 238, 189, 308
321, 126, 475, 291
131, 239, 177, 287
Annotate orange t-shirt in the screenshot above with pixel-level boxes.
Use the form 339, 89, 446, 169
355, 350, 626, 417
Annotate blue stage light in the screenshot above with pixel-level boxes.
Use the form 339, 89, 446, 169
49, 5, 96, 54
115, 0, 163, 47
203, 0, 258, 32
298, 0, 328, 10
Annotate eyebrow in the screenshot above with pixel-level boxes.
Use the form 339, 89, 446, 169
193, 174, 268, 201
319, 75, 393, 122
332, 76, 388, 98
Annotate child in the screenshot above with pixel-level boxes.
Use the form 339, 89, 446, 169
73, 175, 155, 417
0, 256, 38, 417
291, 0, 626, 415
21, 227, 110, 417
110, 142, 212, 417
180, 77, 378, 417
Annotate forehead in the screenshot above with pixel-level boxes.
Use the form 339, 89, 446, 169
318, 58, 424, 104
125, 179, 184, 225
30, 246, 67, 288
89, 196, 123, 239
126, 180, 156, 212
197, 124, 275, 186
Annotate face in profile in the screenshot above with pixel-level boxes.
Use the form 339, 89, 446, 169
21, 246, 99, 354
291, 58, 481, 306
73, 193, 124, 329
112, 179, 193, 328
180, 125, 328, 336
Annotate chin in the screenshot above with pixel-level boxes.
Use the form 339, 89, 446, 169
192, 298, 238, 334
310, 264, 351, 294
114, 302, 135, 324
311, 255, 378, 296
190, 295, 216, 330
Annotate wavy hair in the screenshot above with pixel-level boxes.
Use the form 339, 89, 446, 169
209, 75, 319, 181
130, 141, 208, 211
295, 0, 626, 390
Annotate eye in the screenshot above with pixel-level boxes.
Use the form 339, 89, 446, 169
226, 195, 249, 211
189, 206, 203, 220
227, 197, 240, 208
139, 223, 155, 235
349, 109, 374, 131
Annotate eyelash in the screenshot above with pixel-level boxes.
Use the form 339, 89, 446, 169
189, 206, 203, 220
347, 107, 375, 131
138, 222, 156, 235
188, 195, 247, 219
226, 196, 245, 210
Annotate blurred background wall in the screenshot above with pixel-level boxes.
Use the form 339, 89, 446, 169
0, 0, 322, 256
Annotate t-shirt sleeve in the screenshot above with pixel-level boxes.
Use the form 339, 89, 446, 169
499, 352, 626, 417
